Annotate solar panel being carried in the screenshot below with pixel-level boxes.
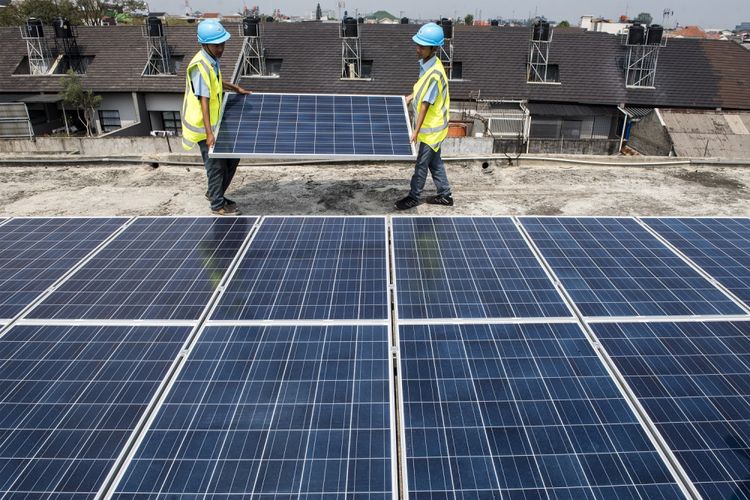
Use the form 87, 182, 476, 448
113, 324, 395, 498
593, 321, 750, 499
644, 217, 750, 308
27, 217, 254, 321
210, 93, 416, 159
0, 217, 126, 321
399, 322, 686, 498
0, 324, 192, 499
521, 217, 745, 318
393, 217, 572, 320
211, 216, 388, 321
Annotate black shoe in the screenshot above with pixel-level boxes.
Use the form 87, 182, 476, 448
427, 194, 454, 206
395, 196, 420, 210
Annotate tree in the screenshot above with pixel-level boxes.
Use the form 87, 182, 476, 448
0, 5, 23, 26
557, 20, 570, 28
464, 13, 473, 26
636, 12, 653, 25
12, 0, 82, 24
60, 69, 102, 136
315, 2, 322, 20
76, 0, 106, 25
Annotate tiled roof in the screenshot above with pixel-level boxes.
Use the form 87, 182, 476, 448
1, 23, 749, 109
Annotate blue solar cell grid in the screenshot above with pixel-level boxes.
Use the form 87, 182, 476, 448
521, 217, 745, 317
113, 325, 394, 498
0, 217, 126, 320
211, 93, 416, 159
645, 217, 750, 308
0, 324, 192, 499
593, 321, 750, 500
399, 323, 684, 498
27, 217, 254, 321
212, 217, 388, 321
393, 217, 572, 319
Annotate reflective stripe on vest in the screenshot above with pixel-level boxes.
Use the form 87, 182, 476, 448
412, 58, 450, 152
181, 51, 223, 150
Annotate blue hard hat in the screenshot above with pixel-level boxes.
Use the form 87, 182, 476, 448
197, 19, 231, 44
412, 22, 444, 46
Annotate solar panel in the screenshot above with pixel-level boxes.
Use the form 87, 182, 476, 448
27, 217, 254, 321
644, 217, 750, 308
593, 320, 750, 499
399, 322, 685, 498
0, 324, 192, 499
0, 217, 126, 321
210, 93, 416, 159
521, 217, 745, 317
211, 217, 388, 321
393, 217, 572, 320
112, 324, 395, 498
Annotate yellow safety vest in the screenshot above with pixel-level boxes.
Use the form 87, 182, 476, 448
412, 58, 450, 151
181, 50, 223, 150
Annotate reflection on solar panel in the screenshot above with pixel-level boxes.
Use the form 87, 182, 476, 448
0, 217, 126, 320
210, 93, 416, 159
593, 321, 750, 499
521, 217, 744, 317
645, 217, 750, 307
211, 217, 388, 321
113, 325, 394, 498
27, 217, 254, 321
393, 217, 571, 319
0, 324, 191, 499
399, 323, 684, 498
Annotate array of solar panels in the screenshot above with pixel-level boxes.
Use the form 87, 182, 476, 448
210, 93, 417, 160
0, 216, 749, 499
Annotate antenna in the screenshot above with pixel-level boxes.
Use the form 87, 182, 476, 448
662, 8, 674, 29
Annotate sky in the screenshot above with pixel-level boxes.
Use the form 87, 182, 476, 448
153, 0, 749, 29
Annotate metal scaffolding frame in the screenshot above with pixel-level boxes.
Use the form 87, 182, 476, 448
240, 34, 266, 77
142, 25, 172, 76
20, 27, 53, 75
527, 32, 553, 83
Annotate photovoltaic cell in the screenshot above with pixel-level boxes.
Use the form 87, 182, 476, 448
113, 324, 394, 498
0, 324, 191, 499
644, 217, 750, 307
0, 217, 126, 320
393, 217, 571, 320
593, 321, 750, 499
521, 217, 744, 317
27, 217, 254, 321
399, 323, 684, 498
211, 93, 416, 159
211, 217, 388, 321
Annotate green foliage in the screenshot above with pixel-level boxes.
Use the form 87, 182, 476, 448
61, 69, 102, 136
3, 0, 83, 25
636, 12, 653, 25
0, 5, 23, 26
557, 20, 570, 28
464, 14, 474, 26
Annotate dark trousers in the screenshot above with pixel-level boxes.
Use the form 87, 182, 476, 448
198, 140, 240, 210
409, 142, 452, 201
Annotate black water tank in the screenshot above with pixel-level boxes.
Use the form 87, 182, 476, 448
342, 16, 357, 37
53, 18, 73, 38
25, 18, 44, 38
532, 20, 550, 41
357, 16, 364, 24
243, 16, 260, 36
627, 23, 645, 45
646, 24, 663, 45
490, 19, 499, 27
440, 18, 453, 39
400, 17, 409, 24
266, 16, 274, 22
147, 16, 163, 37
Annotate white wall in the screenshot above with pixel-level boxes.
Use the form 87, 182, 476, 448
98, 93, 139, 129
145, 93, 183, 112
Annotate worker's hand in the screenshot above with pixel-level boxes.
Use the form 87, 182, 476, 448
237, 87, 252, 95
410, 130, 418, 144
405, 93, 414, 105
206, 131, 216, 148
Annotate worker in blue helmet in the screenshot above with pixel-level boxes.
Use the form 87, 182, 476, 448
182, 19, 252, 215
395, 22, 454, 210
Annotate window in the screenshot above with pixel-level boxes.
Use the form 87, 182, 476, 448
447, 61, 462, 80
265, 58, 283, 76
560, 120, 582, 139
360, 60, 373, 78
527, 63, 559, 83
162, 111, 180, 135
98, 110, 121, 132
